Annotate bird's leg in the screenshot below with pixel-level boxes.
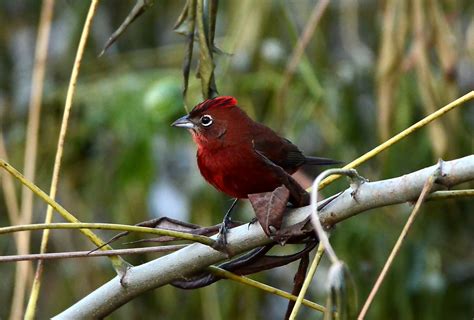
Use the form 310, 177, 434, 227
214, 198, 239, 251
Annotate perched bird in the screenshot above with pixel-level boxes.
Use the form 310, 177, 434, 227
172, 96, 338, 246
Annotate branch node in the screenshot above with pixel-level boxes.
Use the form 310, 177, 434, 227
347, 169, 368, 201
429, 158, 454, 191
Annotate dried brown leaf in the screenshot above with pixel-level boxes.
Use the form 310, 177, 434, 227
248, 185, 290, 236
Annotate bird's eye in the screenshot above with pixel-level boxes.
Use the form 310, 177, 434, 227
200, 115, 213, 127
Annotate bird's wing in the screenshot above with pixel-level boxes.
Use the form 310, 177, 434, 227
251, 139, 310, 206
251, 125, 307, 173
251, 124, 340, 172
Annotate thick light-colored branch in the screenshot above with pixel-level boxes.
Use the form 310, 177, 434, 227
54, 155, 474, 319
318, 156, 474, 226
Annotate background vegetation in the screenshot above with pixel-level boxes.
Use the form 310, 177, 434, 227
0, 0, 473, 319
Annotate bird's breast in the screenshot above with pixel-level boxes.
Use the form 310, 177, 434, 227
196, 145, 283, 199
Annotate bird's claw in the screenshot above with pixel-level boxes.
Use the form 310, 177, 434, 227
217, 222, 228, 243
213, 234, 232, 256
213, 234, 227, 250
248, 217, 258, 228
212, 218, 233, 256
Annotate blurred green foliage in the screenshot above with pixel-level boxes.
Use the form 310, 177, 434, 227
0, 0, 473, 319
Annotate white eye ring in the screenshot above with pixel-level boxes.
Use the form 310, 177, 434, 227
200, 115, 213, 127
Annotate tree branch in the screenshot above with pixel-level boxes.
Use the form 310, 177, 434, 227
53, 155, 474, 319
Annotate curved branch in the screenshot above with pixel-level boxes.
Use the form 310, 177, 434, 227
54, 155, 474, 319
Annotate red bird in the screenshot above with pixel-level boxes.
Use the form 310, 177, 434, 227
172, 96, 338, 245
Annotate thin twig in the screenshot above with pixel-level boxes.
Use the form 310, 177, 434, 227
413, 0, 448, 157
426, 189, 474, 200
317, 90, 474, 190
173, 0, 189, 30
0, 245, 187, 263
0, 222, 215, 247
11, 0, 55, 318
99, 0, 154, 56
357, 163, 442, 319
208, 266, 326, 313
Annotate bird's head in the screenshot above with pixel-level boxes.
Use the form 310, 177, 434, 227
172, 96, 244, 148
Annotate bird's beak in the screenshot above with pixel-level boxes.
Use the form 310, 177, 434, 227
171, 115, 195, 129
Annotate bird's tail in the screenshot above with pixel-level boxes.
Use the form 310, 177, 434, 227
304, 156, 342, 166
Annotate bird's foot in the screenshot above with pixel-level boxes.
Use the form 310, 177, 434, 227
212, 217, 233, 256
212, 198, 239, 255
248, 217, 258, 229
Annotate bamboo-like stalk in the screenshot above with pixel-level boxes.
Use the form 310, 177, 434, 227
10, 0, 55, 319
412, 0, 447, 157
25, 1, 102, 318
275, 0, 330, 126
376, 0, 407, 143
0, 134, 20, 228
25, 0, 101, 316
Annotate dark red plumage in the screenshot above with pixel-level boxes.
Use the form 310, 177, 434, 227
172, 96, 338, 203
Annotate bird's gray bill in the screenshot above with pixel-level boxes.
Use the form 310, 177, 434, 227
171, 115, 195, 129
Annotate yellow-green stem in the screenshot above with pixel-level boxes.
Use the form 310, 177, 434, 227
289, 242, 326, 319
315, 91, 473, 190
0, 159, 122, 257
0, 222, 215, 247
208, 266, 325, 313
